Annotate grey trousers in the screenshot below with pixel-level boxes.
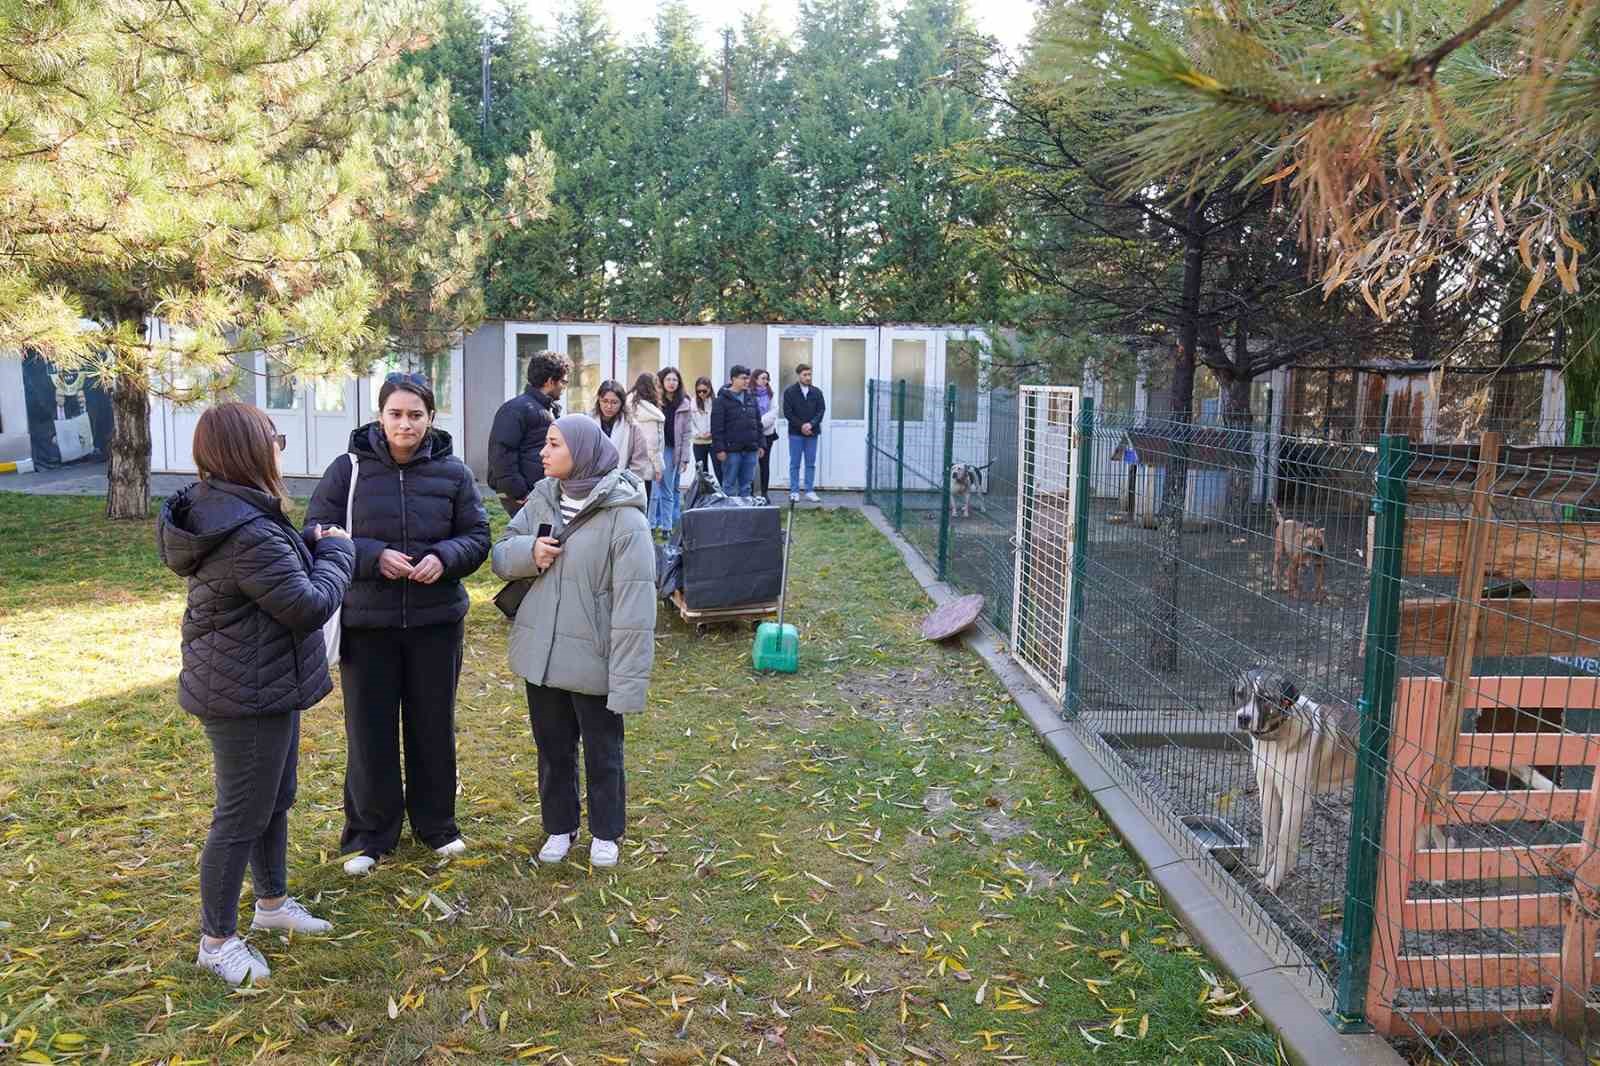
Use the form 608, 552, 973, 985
199, 710, 299, 938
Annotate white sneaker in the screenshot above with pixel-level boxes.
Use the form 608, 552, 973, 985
251, 896, 332, 935
537, 833, 573, 864
434, 838, 467, 858
196, 936, 271, 985
804, 491, 821, 503
789, 492, 800, 503
591, 839, 620, 867
343, 854, 376, 876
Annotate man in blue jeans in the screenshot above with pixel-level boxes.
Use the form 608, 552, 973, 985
710, 365, 765, 497
781, 364, 825, 502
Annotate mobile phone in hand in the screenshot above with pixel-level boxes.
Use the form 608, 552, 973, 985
537, 523, 553, 540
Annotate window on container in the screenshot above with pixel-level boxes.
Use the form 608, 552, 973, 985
676, 337, 714, 394
370, 351, 450, 417
514, 332, 551, 393
264, 363, 300, 410
948, 340, 981, 422
626, 335, 662, 386
778, 336, 813, 393
890, 338, 926, 421
830, 337, 866, 420
565, 333, 604, 414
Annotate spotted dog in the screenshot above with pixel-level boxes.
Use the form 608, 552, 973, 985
950, 463, 987, 518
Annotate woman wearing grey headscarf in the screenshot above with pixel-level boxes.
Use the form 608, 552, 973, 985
491, 415, 656, 869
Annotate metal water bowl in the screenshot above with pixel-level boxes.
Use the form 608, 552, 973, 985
1181, 814, 1248, 871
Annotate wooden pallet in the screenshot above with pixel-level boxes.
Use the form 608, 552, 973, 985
671, 590, 778, 634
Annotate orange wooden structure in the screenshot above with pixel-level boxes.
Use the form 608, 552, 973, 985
1368, 675, 1600, 1038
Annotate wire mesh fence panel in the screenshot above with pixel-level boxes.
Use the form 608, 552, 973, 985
1071, 411, 1379, 1008
1354, 435, 1600, 1066
1011, 387, 1078, 702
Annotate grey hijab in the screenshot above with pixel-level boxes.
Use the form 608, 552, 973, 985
553, 414, 618, 499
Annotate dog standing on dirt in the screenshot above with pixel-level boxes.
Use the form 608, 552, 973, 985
1233, 669, 1557, 893
950, 463, 985, 518
1234, 669, 1357, 892
1269, 501, 1326, 600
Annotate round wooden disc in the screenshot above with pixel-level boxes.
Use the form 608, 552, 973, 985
921, 594, 985, 642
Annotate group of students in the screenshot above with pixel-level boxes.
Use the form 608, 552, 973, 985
158, 370, 656, 986
486, 353, 829, 531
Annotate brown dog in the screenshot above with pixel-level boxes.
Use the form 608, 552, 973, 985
1270, 501, 1326, 599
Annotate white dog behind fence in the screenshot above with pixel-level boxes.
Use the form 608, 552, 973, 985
1231, 670, 1556, 892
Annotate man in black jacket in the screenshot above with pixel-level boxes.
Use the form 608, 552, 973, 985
488, 351, 570, 516
781, 364, 826, 502
710, 365, 765, 497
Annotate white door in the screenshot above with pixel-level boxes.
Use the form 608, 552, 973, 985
880, 328, 941, 491
765, 327, 820, 489
165, 361, 210, 474
820, 328, 876, 488
309, 378, 358, 476
257, 357, 310, 476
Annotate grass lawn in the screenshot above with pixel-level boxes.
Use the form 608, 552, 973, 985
0, 492, 1282, 1065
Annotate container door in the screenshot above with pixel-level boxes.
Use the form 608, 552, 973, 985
257, 356, 310, 476
765, 327, 819, 489
820, 328, 876, 489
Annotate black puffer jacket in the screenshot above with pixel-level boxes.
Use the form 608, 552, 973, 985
158, 480, 355, 720
710, 387, 764, 454
487, 387, 560, 502
305, 424, 490, 629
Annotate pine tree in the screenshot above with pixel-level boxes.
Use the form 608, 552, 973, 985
1, 0, 551, 517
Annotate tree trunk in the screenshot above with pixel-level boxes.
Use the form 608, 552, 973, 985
1410, 261, 1441, 364
1150, 196, 1204, 672
106, 369, 152, 520
1221, 314, 1254, 522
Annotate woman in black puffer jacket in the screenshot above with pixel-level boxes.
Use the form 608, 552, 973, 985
305, 373, 490, 874
158, 402, 355, 986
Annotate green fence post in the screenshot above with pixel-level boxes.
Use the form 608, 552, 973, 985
1063, 396, 1095, 718
937, 384, 957, 580
1331, 433, 1411, 1033
866, 379, 877, 507
894, 379, 908, 533
1565, 410, 1585, 521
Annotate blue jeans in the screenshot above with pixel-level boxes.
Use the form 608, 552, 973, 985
788, 433, 818, 492
650, 445, 681, 530
721, 450, 759, 497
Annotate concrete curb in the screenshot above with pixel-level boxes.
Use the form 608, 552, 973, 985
860, 505, 1405, 1066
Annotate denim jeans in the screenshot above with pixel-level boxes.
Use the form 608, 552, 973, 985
650, 445, 681, 530
199, 710, 299, 938
721, 450, 759, 497
788, 433, 819, 492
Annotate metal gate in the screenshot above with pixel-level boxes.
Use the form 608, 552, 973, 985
1011, 386, 1082, 702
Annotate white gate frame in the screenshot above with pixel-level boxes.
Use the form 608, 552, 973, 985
1011, 386, 1082, 703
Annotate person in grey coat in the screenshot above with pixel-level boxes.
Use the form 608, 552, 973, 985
491, 414, 656, 869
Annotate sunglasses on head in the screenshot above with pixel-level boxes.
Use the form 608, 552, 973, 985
385, 371, 429, 387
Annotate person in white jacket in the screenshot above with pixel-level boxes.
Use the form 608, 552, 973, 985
592, 381, 654, 507
627, 374, 666, 504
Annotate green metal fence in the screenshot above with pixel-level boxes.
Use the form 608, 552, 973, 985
865, 380, 1020, 633
868, 384, 1600, 1065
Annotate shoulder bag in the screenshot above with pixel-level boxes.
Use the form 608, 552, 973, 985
493, 502, 606, 621
321, 453, 358, 663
